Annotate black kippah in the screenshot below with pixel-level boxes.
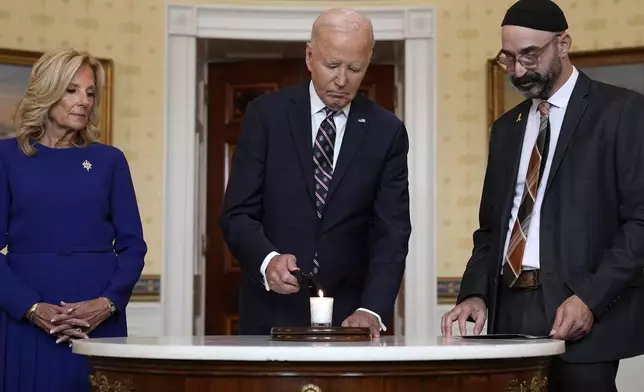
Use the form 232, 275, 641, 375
501, 0, 568, 32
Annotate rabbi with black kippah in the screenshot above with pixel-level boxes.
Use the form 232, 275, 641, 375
442, 0, 644, 390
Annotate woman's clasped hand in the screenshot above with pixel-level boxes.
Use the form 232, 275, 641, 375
28, 297, 113, 345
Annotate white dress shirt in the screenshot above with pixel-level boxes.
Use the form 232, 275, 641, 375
259, 81, 386, 330
502, 67, 579, 270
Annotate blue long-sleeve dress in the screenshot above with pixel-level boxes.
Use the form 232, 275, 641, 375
0, 138, 147, 392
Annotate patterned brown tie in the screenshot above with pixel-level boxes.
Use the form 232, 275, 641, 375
504, 101, 551, 287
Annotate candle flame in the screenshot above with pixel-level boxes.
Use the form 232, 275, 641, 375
318, 289, 324, 297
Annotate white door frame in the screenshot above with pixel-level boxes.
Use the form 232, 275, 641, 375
162, 3, 437, 338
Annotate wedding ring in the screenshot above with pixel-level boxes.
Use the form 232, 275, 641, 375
74, 328, 82, 332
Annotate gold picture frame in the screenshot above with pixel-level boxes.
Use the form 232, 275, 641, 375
0, 48, 113, 144
487, 46, 644, 130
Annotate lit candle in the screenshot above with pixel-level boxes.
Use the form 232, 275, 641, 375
309, 289, 334, 327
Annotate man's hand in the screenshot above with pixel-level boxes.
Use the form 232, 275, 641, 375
441, 297, 487, 336
265, 254, 300, 294
550, 295, 594, 341
342, 310, 381, 338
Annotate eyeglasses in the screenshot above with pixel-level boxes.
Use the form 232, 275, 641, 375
495, 34, 561, 71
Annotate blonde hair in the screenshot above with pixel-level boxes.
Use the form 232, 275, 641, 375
14, 49, 105, 156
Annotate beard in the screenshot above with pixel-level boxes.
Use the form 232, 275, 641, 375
511, 56, 562, 99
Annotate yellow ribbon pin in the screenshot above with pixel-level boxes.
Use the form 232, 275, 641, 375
516, 113, 522, 122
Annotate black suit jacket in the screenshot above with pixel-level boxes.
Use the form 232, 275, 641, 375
219, 81, 411, 334
458, 71, 644, 363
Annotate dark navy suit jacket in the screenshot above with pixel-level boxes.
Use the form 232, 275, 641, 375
219, 81, 412, 334
458, 72, 644, 362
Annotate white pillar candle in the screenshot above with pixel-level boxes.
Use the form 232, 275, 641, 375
309, 290, 334, 327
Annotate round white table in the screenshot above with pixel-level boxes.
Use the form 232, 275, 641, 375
73, 335, 564, 392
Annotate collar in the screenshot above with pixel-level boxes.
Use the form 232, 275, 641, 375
309, 81, 351, 117
533, 66, 579, 110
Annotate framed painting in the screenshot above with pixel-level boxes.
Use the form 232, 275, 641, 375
487, 46, 644, 129
0, 48, 113, 144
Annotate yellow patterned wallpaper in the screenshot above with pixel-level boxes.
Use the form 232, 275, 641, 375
0, 0, 641, 279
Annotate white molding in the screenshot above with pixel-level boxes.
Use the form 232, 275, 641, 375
404, 35, 437, 339
182, 5, 436, 41
163, 3, 436, 338
167, 5, 197, 36
162, 32, 197, 337
404, 8, 434, 39
126, 302, 161, 337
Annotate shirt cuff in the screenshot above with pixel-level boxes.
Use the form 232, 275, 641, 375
260, 251, 280, 291
356, 308, 387, 331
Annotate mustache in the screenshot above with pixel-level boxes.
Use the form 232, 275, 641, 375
511, 71, 545, 86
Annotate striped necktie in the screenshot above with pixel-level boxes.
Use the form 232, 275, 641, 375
504, 101, 551, 287
313, 107, 337, 219
312, 107, 338, 274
